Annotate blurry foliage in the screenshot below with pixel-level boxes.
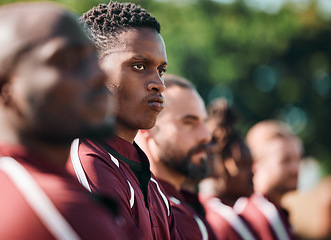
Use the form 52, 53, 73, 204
1, 0, 331, 174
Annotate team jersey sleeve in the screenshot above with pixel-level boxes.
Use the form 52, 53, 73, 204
67, 139, 143, 239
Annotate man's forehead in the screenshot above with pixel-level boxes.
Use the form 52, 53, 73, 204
259, 138, 299, 158
166, 87, 204, 106
103, 44, 155, 58
162, 87, 207, 119
102, 28, 165, 56
35, 36, 91, 61
0, 4, 92, 75
1, 4, 84, 42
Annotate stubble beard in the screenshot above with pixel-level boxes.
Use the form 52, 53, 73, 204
158, 142, 210, 182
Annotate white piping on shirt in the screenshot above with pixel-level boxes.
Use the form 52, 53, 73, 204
209, 197, 257, 240
250, 194, 290, 240
150, 178, 170, 216
194, 215, 209, 240
169, 196, 208, 240
0, 157, 80, 240
107, 153, 135, 209
127, 180, 135, 209
169, 196, 181, 205
70, 140, 135, 209
109, 153, 119, 167
70, 138, 91, 192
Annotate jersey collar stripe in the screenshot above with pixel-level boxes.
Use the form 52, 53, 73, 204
150, 178, 170, 216
209, 198, 257, 240
0, 157, 80, 240
252, 195, 290, 240
127, 180, 135, 208
193, 215, 209, 240
70, 139, 91, 192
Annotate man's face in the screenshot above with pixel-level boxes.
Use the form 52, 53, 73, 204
100, 27, 167, 133
253, 137, 301, 195
152, 86, 212, 181
7, 13, 114, 144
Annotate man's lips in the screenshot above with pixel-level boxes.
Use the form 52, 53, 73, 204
194, 150, 207, 159
191, 145, 209, 160
147, 95, 164, 112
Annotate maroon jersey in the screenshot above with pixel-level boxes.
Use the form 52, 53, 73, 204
0, 143, 127, 240
158, 179, 218, 240
234, 194, 298, 240
67, 137, 180, 240
180, 189, 207, 218
200, 195, 258, 240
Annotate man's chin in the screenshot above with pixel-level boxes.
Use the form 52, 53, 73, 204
185, 164, 209, 181
79, 124, 115, 140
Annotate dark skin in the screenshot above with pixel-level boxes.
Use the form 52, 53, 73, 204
200, 138, 254, 207
0, 4, 112, 166
219, 143, 254, 207
100, 27, 167, 143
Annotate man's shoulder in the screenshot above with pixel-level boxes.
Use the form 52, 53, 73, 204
0, 158, 126, 240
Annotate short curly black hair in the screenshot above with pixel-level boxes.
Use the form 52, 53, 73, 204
80, 1, 161, 59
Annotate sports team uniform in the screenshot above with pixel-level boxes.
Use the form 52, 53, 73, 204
67, 136, 180, 240
0, 143, 127, 240
158, 179, 217, 240
200, 195, 258, 240
158, 179, 218, 240
234, 193, 298, 240
180, 189, 207, 218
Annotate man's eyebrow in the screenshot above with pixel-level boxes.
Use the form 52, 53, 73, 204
132, 55, 168, 66
182, 115, 199, 121
132, 55, 146, 60
131, 55, 152, 63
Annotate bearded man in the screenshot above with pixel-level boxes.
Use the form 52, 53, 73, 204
136, 74, 217, 240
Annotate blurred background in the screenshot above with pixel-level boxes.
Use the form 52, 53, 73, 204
2, 0, 331, 178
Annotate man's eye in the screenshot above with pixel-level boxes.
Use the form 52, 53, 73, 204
132, 64, 145, 71
183, 120, 195, 126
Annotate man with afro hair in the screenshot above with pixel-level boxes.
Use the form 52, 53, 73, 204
67, 1, 182, 239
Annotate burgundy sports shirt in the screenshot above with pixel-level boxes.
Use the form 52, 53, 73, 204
234, 193, 299, 240
200, 195, 258, 240
0, 143, 127, 240
67, 136, 181, 240
158, 179, 218, 240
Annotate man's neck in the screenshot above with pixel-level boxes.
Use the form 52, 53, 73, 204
151, 163, 185, 191
115, 124, 138, 144
0, 117, 70, 167
218, 194, 241, 207
260, 191, 283, 206
22, 139, 71, 167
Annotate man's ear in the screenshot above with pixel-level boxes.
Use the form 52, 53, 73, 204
0, 80, 12, 106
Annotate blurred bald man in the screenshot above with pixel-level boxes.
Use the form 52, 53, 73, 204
234, 120, 301, 240
0, 3, 127, 239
